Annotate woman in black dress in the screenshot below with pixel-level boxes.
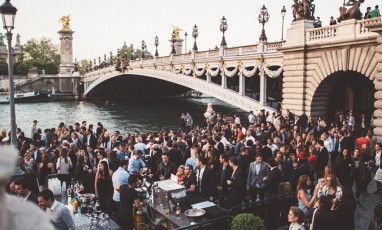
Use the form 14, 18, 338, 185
94, 161, 114, 213
38, 153, 54, 186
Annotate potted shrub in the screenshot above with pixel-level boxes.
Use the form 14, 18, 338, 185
230, 213, 265, 230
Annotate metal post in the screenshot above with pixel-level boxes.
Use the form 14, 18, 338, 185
282, 16, 285, 40
6, 32, 17, 146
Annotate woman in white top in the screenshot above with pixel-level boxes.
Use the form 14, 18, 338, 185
57, 149, 72, 174
288, 206, 306, 230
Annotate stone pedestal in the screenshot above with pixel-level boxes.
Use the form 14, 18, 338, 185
281, 19, 314, 116
58, 29, 75, 75
174, 38, 184, 55
284, 19, 314, 47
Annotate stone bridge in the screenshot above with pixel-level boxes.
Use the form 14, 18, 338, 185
83, 17, 382, 137
83, 41, 284, 113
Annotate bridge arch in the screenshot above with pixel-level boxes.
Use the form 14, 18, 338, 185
84, 68, 276, 113
306, 46, 377, 118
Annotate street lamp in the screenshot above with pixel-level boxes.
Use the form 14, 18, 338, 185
192, 24, 198, 51
141, 40, 145, 58
74, 58, 78, 71
154, 36, 159, 57
281, 6, 286, 41
0, 0, 17, 147
171, 31, 176, 55
258, 5, 270, 42
220, 16, 228, 47
130, 43, 134, 60
110, 51, 113, 65
184, 31, 187, 53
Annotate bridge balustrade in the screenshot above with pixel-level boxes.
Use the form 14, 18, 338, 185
306, 17, 381, 43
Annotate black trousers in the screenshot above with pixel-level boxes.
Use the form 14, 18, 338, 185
250, 187, 265, 201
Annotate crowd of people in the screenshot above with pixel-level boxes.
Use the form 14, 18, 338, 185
1, 107, 382, 230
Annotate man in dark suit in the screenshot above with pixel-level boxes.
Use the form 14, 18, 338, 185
14, 178, 38, 204
316, 140, 329, 179
247, 153, 269, 201
83, 129, 97, 149
155, 153, 177, 181
265, 158, 282, 198
167, 141, 183, 168
30, 142, 41, 171
217, 154, 232, 206
196, 156, 217, 201
226, 156, 245, 210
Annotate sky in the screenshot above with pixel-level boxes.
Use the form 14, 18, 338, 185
5, 0, 381, 61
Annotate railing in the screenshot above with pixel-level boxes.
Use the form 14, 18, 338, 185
267, 41, 285, 51
242, 45, 258, 54
225, 48, 240, 56
359, 17, 381, 33
308, 25, 339, 41
307, 17, 381, 42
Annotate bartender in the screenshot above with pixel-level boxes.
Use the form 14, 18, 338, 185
183, 165, 197, 194
120, 174, 140, 230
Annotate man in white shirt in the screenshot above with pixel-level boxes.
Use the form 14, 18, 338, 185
134, 137, 146, 156
30, 120, 38, 138
248, 111, 255, 125
37, 189, 75, 230
111, 160, 130, 211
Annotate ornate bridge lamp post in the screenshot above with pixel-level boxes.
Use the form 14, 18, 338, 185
184, 31, 187, 53
220, 16, 228, 47
0, 0, 17, 147
192, 24, 198, 51
258, 5, 270, 42
98, 57, 101, 68
141, 40, 145, 58
171, 31, 176, 55
104, 54, 107, 67
110, 51, 113, 65
281, 6, 286, 41
130, 44, 134, 61
154, 36, 159, 57
74, 58, 78, 71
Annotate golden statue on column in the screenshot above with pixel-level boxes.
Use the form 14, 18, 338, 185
59, 15, 71, 30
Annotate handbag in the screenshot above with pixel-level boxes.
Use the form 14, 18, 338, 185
374, 168, 382, 183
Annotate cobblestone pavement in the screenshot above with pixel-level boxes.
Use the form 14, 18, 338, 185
355, 180, 382, 230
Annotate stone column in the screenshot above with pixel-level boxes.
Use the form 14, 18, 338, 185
259, 71, 267, 106
367, 22, 382, 141
238, 71, 245, 96
58, 29, 75, 75
221, 70, 227, 88
206, 73, 211, 83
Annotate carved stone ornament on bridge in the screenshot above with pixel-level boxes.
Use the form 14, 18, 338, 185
223, 64, 239, 77
292, 0, 315, 21
195, 66, 207, 77
208, 66, 221, 77
183, 67, 193, 76
338, 0, 365, 22
264, 65, 283, 78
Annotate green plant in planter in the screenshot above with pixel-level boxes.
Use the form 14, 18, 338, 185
230, 213, 265, 230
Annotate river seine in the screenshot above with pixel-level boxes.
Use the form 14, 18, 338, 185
0, 97, 246, 136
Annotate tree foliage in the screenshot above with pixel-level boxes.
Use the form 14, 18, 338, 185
13, 60, 58, 75
23, 37, 60, 66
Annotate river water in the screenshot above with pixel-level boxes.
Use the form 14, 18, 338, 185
0, 97, 246, 136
